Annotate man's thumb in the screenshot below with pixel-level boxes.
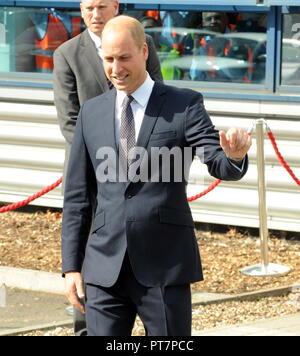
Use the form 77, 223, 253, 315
76, 279, 85, 299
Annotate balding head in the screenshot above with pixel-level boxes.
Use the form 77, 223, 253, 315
102, 16, 149, 94
102, 15, 146, 49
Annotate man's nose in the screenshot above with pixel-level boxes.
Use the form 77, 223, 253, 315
112, 60, 122, 75
92, 8, 102, 19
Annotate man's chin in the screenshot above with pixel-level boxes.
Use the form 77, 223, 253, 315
114, 84, 130, 93
112, 79, 131, 92
90, 24, 104, 35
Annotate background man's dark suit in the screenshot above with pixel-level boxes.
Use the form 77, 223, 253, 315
53, 29, 162, 175
62, 81, 248, 334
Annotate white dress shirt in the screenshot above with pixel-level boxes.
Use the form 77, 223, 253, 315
88, 29, 103, 59
115, 73, 155, 145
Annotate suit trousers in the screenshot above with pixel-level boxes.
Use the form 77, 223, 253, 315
85, 253, 192, 336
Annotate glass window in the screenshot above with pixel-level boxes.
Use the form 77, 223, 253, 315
0, 6, 268, 87
125, 10, 268, 85
0, 7, 83, 76
281, 13, 300, 86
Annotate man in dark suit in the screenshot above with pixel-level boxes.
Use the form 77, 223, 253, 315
62, 15, 252, 336
53, 0, 162, 179
53, 0, 162, 335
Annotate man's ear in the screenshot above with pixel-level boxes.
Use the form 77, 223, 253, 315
114, 1, 119, 16
143, 42, 149, 61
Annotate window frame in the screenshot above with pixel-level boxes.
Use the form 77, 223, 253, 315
1, 1, 15, 5
275, 5, 300, 93
14, 1, 82, 8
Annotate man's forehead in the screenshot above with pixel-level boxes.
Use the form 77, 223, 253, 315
203, 12, 219, 19
102, 37, 138, 56
81, 0, 113, 6
103, 26, 131, 42
102, 37, 135, 53
103, 48, 132, 57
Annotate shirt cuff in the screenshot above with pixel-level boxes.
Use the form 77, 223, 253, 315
227, 157, 245, 172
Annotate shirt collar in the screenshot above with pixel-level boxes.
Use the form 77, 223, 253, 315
88, 29, 102, 49
116, 73, 154, 108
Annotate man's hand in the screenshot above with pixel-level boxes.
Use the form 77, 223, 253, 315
64, 271, 85, 314
219, 128, 252, 160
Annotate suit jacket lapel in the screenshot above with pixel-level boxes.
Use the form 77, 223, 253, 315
136, 81, 167, 150
80, 30, 108, 92
101, 89, 117, 152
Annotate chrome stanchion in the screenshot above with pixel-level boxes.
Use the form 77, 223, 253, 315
241, 119, 291, 277
0, 283, 6, 308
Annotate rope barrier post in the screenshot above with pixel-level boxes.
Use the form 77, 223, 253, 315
241, 119, 291, 277
0, 283, 6, 308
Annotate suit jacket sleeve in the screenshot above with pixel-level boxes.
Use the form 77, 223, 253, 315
53, 47, 80, 145
184, 92, 248, 181
61, 105, 97, 274
146, 34, 163, 82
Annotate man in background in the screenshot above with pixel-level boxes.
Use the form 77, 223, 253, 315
190, 12, 230, 81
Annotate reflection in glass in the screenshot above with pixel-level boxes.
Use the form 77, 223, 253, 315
0, 6, 268, 86
136, 10, 267, 84
0, 7, 82, 74
281, 14, 300, 86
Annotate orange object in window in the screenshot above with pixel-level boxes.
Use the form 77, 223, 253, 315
35, 14, 81, 72
145, 10, 160, 21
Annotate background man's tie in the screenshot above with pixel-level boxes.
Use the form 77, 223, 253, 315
107, 78, 114, 90
119, 95, 135, 174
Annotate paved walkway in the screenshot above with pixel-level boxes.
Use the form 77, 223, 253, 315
0, 266, 299, 336
193, 313, 300, 336
0, 287, 72, 336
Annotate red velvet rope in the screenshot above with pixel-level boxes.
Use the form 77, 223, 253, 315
0, 174, 219, 212
187, 178, 221, 202
0, 177, 63, 213
3, 127, 298, 213
267, 131, 300, 187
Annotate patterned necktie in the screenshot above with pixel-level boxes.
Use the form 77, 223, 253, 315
119, 95, 135, 172
107, 77, 114, 90
101, 56, 114, 90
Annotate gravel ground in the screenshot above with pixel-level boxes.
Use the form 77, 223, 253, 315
0, 210, 299, 294
0, 209, 299, 336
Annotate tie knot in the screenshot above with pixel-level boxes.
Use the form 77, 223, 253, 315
123, 95, 134, 107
